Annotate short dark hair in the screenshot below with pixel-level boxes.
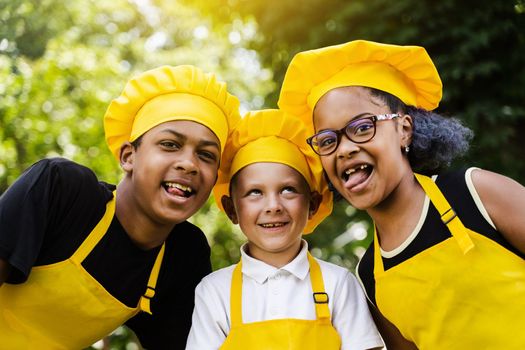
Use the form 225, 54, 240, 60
130, 135, 143, 149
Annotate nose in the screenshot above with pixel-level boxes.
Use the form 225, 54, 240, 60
174, 151, 199, 175
335, 135, 360, 159
265, 194, 283, 214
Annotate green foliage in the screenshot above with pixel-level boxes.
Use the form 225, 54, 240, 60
3, 0, 525, 348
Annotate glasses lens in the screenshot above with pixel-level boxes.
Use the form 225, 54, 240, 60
346, 118, 375, 143
311, 131, 338, 155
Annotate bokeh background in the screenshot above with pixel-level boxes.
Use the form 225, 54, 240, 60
1, 0, 524, 348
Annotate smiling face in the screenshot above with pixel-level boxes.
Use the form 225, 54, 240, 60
313, 86, 413, 211
223, 162, 316, 267
120, 120, 220, 229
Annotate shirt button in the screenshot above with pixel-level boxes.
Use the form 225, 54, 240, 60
272, 288, 279, 295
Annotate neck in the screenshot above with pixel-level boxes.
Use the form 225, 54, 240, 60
115, 180, 174, 250
367, 174, 426, 251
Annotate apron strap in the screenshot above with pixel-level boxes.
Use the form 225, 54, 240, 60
307, 252, 331, 320
139, 243, 166, 315
414, 173, 474, 254
230, 262, 243, 327
71, 191, 116, 264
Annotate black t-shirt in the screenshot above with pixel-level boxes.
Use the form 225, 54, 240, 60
0, 158, 212, 349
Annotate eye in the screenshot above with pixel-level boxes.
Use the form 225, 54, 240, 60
160, 140, 181, 150
314, 132, 337, 149
198, 150, 219, 163
247, 189, 262, 196
351, 119, 375, 136
281, 186, 297, 194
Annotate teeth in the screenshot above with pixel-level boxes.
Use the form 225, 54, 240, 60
261, 223, 285, 228
345, 164, 368, 175
165, 182, 192, 193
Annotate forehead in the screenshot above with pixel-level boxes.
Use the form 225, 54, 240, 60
233, 162, 308, 188
145, 120, 220, 145
313, 86, 387, 128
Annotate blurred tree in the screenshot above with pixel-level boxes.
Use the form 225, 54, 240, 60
2, 0, 525, 348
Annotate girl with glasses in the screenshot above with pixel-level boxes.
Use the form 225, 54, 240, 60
278, 40, 525, 350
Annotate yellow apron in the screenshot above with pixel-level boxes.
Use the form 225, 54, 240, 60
0, 193, 165, 349
220, 252, 341, 350
373, 173, 525, 349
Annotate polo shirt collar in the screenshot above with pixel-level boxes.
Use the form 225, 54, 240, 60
240, 240, 310, 284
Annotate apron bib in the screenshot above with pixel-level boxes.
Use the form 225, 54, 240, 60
0, 193, 165, 349
220, 252, 341, 350
374, 173, 525, 349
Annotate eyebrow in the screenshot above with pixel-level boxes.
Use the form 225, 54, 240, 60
317, 112, 373, 133
159, 129, 220, 150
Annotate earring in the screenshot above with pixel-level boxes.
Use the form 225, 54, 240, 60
404, 145, 410, 154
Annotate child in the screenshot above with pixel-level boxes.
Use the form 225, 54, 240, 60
186, 109, 384, 350
0, 65, 241, 349
278, 39, 525, 349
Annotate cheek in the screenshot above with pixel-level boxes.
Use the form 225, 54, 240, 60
320, 156, 338, 179
201, 166, 219, 186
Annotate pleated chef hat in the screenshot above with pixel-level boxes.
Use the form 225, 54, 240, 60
213, 109, 333, 234
278, 40, 442, 127
104, 65, 241, 159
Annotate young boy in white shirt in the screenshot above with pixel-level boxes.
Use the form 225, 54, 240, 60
186, 109, 384, 350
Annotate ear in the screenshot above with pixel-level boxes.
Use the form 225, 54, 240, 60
119, 142, 135, 173
221, 195, 239, 224
398, 114, 414, 147
308, 191, 323, 219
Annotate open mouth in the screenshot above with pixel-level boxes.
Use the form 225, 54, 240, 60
259, 222, 287, 228
342, 164, 373, 188
163, 182, 195, 198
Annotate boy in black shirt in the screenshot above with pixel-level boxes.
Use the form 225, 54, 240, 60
0, 65, 240, 349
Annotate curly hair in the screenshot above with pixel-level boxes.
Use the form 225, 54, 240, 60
368, 88, 473, 175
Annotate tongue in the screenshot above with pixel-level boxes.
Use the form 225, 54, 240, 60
166, 186, 186, 197
346, 169, 369, 190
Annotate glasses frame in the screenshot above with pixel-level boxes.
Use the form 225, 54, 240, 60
306, 113, 400, 156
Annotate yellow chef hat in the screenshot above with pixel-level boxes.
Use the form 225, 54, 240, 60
213, 109, 333, 234
278, 40, 442, 127
104, 65, 241, 159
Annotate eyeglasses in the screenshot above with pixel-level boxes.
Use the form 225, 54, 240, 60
306, 113, 400, 156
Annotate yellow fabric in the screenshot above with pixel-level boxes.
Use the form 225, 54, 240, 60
220, 252, 341, 350
212, 109, 332, 234
278, 40, 442, 128
104, 65, 241, 159
372, 174, 525, 349
131, 93, 229, 145
0, 193, 166, 349
230, 137, 310, 190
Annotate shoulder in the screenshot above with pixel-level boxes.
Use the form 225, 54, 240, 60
24, 157, 114, 198
33, 157, 99, 181
200, 264, 235, 286
196, 264, 235, 297
315, 258, 362, 291
315, 257, 351, 279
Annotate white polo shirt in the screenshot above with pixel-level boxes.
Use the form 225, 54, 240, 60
186, 241, 384, 350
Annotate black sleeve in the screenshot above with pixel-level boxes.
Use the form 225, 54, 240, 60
0, 157, 110, 283
126, 221, 212, 350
